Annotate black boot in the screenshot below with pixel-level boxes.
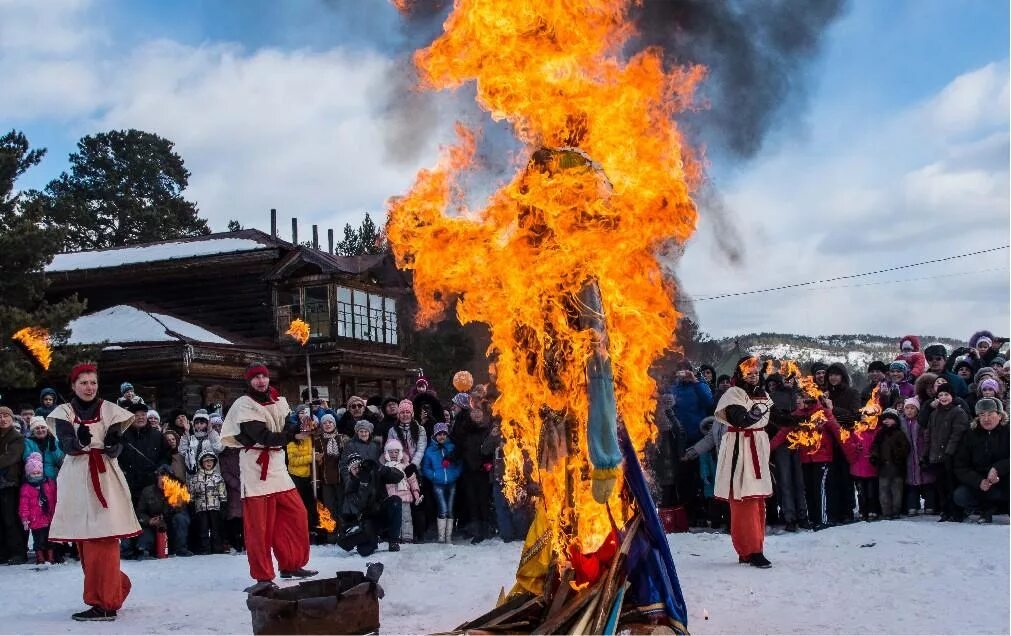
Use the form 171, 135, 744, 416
72, 607, 116, 621
280, 567, 318, 579
784, 522, 798, 533
748, 553, 772, 568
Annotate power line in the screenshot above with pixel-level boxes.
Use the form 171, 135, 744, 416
765, 266, 1008, 294
683, 245, 1010, 303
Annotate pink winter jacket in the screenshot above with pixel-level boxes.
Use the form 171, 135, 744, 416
895, 335, 926, 378
837, 427, 878, 479
384, 455, 422, 504
19, 479, 57, 530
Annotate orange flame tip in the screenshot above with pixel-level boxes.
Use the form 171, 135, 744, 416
13, 327, 52, 370
160, 477, 191, 507
316, 501, 336, 532
286, 318, 310, 346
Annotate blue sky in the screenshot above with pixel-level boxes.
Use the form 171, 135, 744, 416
3, 0, 1008, 339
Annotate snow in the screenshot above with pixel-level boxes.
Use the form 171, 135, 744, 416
66, 305, 233, 345
46, 238, 270, 272
2, 517, 1006, 634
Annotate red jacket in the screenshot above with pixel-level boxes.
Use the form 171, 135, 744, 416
837, 427, 878, 478
770, 406, 837, 464
19, 479, 57, 530
895, 335, 926, 378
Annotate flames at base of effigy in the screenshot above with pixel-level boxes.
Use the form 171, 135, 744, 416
12, 327, 53, 370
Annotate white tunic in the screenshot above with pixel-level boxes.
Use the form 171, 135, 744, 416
713, 386, 773, 501
47, 401, 142, 541
221, 395, 296, 498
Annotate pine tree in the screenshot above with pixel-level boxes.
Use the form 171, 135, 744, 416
0, 131, 86, 388
334, 212, 387, 256
42, 129, 210, 251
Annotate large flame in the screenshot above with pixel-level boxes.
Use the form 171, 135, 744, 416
12, 327, 52, 370
160, 476, 191, 507
286, 318, 310, 346
316, 501, 336, 533
387, 1, 703, 555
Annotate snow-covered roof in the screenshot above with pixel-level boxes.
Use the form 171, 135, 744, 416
47, 237, 272, 272
66, 305, 233, 345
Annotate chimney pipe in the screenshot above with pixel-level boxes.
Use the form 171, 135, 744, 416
270, 208, 277, 237
312, 224, 319, 251
328, 228, 335, 254
291, 218, 298, 246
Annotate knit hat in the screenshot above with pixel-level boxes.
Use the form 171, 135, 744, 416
25, 452, 43, 476
381, 396, 400, 411
398, 399, 414, 415
903, 397, 920, 410
120, 382, 134, 396
954, 359, 974, 374
975, 397, 1002, 415
992, 356, 1007, 367
889, 360, 909, 374
384, 437, 403, 453
344, 452, 365, 472
900, 339, 914, 352
976, 336, 993, 348
0, 406, 13, 419
320, 413, 336, 426
29, 416, 48, 433
452, 393, 471, 410
868, 361, 888, 373
209, 413, 223, 427
936, 384, 956, 398
147, 410, 161, 422
879, 408, 901, 424
192, 409, 210, 422
129, 401, 149, 414
354, 419, 374, 434
433, 421, 450, 436
346, 396, 366, 409
924, 344, 947, 359
979, 378, 1001, 394
244, 362, 270, 381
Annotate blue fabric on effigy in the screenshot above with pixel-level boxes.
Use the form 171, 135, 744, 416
619, 430, 689, 633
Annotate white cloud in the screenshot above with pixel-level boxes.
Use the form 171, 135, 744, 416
923, 61, 1010, 137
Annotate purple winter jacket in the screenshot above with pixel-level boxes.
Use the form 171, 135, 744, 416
900, 414, 934, 486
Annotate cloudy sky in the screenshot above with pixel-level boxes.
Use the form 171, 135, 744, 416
4, 0, 1008, 341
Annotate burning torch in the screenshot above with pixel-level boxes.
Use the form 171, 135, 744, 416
12, 326, 53, 371
285, 318, 319, 495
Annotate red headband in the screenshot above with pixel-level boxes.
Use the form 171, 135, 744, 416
69, 363, 97, 384
244, 364, 270, 381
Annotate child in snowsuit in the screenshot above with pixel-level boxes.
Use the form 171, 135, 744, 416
383, 438, 422, 542
870, 409, 911, 518
188, 451, 227, 554
899, 398, 935, 514
421, 422, 462, 543
19, 452, 60, 564
836, 419, 880, 520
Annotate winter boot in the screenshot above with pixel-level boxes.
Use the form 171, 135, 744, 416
748, 553, 772, 568
72, 607, 116, 621
35, 550, 45, 565
388, 541, 400, 552
280, 567, 318, 579
436, 518, 447, 543
444, 518, 455, 543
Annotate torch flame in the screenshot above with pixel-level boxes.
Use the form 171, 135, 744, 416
786, 410, 827, 451
286, 318, 310, 346
160, 476, 191, 507
12, 327, 52, 370
316, 501, 336, 533
852, 386, 881, 437
387, 1, 704, 556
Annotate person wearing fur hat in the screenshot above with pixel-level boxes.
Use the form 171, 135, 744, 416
899, 398, 935, 515
19, 452, 60, 564
220, 362, 317, 593
35, 388, 59, 418
422, 422, 463, 543
22, 416, 64, 480
924, 383, 970, 521
895, 336, 927, 379
952, 398, 1009, 523
923, 344, 969, 398
713, 356, 774, 568
337, 452, 405, 554
383, 437, 422, 542
46, 362, 139, 621
968, 330, 1006, 369
871, 409, 911, 519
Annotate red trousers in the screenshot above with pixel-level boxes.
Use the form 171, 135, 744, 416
79, 538, 132, 611
730, 497, 766, 558
243, 488, 310, 581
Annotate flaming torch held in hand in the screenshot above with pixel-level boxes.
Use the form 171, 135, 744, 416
286, 318, 319, 497
12, 327, 53, 370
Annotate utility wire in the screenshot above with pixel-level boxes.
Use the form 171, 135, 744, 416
763, 266, 1008, 294
683, 245, 1010, 302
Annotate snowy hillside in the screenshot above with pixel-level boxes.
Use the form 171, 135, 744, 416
3, 517, 1007, 635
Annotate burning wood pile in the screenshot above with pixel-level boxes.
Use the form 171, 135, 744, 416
387, 0, 698, 632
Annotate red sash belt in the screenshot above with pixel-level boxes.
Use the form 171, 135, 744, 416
70, 448, 108, 508
728, 426, 764, 480
246, 447, 282, 481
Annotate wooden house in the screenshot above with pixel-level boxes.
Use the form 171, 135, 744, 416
43, 224, 419, 415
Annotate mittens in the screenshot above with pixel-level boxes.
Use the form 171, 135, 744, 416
76, 424, 92, 447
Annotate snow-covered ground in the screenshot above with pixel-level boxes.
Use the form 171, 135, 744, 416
2, 517, 1007, 634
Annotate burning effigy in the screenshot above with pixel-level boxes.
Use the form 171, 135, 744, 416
387, 1, 700, 633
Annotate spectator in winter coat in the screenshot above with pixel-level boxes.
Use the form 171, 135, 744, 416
714, 375, 732, 405
317, 414, 343, 527
769, 399, 837, 530
925, 384, 970, 521
421, 423, 463, 544
0, 408, 27, 564
870, 409, 911, 519
341, 420, 383, 481
338, 453, 404, 555
35, 388, 59, 417
825, 363, 860, 524
953, 398, 1009, 523
134, 469, 192, 558
118, 402, 168, 505
161, 430, 188, 483
116, 382, 143, 410
455, 407, 493, 544
383, 438, 422, 542
166, 411, 189, 439
861, 361, 889, 404
218, 446, 243, 552
145, 410, 162, 432
975, 378, 1008, 413
188, 451, 227, 554
387, 400, 427, 470
886, 362, 916, 404
699, 364, 718, 395
669, 360, 714, 444
650, 394, 684, 508
378, 398, 400, 445
480, 420, 532, 543
895, 336, 927, 379
182, 410, 223, 473
810, 362, 829, 392
924, 344, 969, 398
968, 330, 1004, 370
683, 415, 729, 529
22, 417, 64, 480
336, 396, 368, 437
19, 452, 60, 564
835, 413, 880, 521
899, 398, 936, 514
286, 432, 317, 534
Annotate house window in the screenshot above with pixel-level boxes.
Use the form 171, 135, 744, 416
335, 287, 352, 338
334, 287, 398, 345
302, 286, 330, 338
384, 297, 398, 345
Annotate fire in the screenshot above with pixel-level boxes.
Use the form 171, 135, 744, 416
286, 318, 310, 346
852, 386, 881, 437
786, 410, 826, 451
12, 327, 52, 370
316, 501, 336, 533
387, 1, 704, 556
160, 476, 191, 507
